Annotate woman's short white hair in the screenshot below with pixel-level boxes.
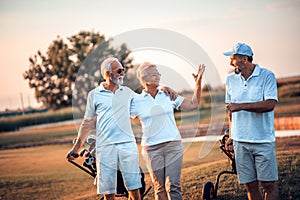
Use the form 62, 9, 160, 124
100, 57, 119, 78
136, 62, 157, 85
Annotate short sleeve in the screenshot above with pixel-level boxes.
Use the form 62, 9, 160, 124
173, 95, 185, 110
225, 77, 231, 103
264, 72, 278, 102
129, 93, 138, 118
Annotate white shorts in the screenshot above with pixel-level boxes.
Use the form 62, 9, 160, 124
96, 142, 142, 194
233, 141, 278, 184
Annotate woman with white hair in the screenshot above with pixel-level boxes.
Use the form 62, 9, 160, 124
131, 62, 205, 200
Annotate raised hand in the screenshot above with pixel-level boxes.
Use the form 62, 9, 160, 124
192, 64, 205, 83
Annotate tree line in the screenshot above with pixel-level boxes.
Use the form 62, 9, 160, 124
23, 31, 139, 114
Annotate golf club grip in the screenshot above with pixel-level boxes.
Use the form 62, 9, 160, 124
68, 160, 96, 178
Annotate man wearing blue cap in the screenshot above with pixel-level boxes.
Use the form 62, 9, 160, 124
224, 42, 279, 200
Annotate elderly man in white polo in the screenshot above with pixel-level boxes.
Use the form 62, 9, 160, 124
67, 57, 142, 200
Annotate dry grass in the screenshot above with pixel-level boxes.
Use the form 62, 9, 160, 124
274, 116, 300, 130
0, 136, 299, 200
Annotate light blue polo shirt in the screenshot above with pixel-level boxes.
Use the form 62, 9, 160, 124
225, 65, 278, 143
84, 83, 136, 147
130, 89, 184, 146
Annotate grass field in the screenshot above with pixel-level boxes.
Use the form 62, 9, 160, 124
0, 92, 299, 199
0, 135, 299, 200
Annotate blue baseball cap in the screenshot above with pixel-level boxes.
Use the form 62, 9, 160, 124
223, 42, 253, 57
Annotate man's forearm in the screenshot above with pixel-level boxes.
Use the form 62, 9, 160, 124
73, 119, 93, 151
228, 99, 277, 113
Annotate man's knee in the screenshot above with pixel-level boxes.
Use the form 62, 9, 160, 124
246, 180, 260, 190
261, 181, 276, 193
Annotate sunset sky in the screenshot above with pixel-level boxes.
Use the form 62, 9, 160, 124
0, 0, 299, 111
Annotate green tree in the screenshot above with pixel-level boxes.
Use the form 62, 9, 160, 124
23, 31, 134, 113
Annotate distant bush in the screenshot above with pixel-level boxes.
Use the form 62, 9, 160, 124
278, 83, 300, 98
0, 108, 48, 118
0, 107, 80, 132
180, 89, 225, 105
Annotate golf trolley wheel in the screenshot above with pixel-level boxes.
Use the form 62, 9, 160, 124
202, 181, 215, 200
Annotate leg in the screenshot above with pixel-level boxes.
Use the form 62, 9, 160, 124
128, 188, 141, 200
261, 181, 279, 200
233, 141, 257, 184
103, 194, 115, 200
142, 144, 168, 200
245, 180, 262, 200
165, 141, 183, 200
150, 166, 168, 200
118, 142, 142, 199
254, 143, 279, 200
96, 145, 118, 195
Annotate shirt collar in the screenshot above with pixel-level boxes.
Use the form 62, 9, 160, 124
251, 64, 260, 77
237, 64, 261, 80
98, 83, 106, 92
98, 82, 123, 92
141, 87, 163, 97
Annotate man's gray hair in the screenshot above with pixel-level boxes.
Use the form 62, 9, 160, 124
100, 57, 119, 78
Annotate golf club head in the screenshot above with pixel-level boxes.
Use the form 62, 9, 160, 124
224, 129, 229, 135
71, 153, 79, 158
86, 135, 96, 145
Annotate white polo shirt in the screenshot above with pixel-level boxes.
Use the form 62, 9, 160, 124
84, 83, 136, 147
225, 65, 278, 143
130, 89, 184, 146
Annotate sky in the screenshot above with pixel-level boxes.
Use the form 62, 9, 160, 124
0, 0, 299, 111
